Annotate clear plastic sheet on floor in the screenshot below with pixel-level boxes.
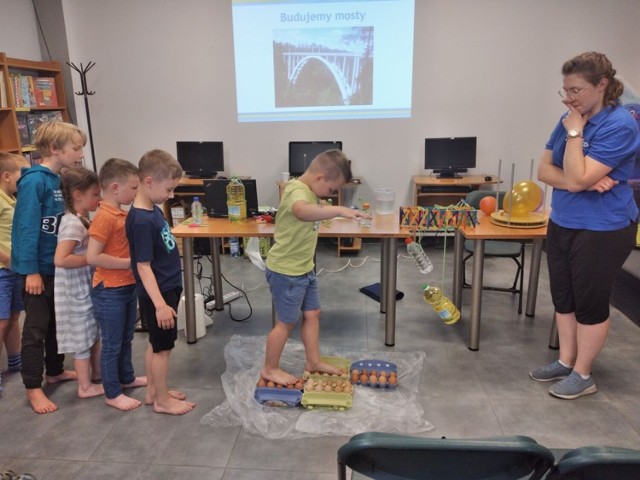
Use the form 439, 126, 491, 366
200, 335, 434, 439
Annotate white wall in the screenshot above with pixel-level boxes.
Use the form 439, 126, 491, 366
0, 0, 41, 60
54, 0, 640, 206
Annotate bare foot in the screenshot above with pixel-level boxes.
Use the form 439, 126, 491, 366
78, 383, 105, 399
153, 397, 196, 415
260, 367, 297, 386
144, 389, 186, 405
46, 370, 78, 384
27, 388, 58, 414
122, 376, 147, 389
105, 394, 142, 411
305, 360, 341, 376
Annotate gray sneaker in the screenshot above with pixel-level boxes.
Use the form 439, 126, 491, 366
529, 360, 572, 382
549, 371, 597, 399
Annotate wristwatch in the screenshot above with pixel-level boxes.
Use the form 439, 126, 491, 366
566, 129, 583, 139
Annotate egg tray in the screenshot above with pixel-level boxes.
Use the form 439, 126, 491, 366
300, 377, 353, 411
351, 359, 398, 389
301, 391, 352, 411
254, 387, 302, 408
302, 356, 351, 381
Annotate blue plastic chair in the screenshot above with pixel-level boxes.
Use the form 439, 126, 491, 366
337, 432, 555, 480
546, 445, 640, 479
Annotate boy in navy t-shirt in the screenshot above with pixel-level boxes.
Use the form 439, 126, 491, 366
125, 149, 195, 415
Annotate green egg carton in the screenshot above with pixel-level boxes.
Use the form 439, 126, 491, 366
301, 391, 353, 411
303, 356, 350, 381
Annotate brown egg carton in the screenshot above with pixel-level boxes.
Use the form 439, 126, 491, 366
350, 359, 398, 389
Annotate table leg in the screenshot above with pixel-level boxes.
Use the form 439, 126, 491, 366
383, 238, 398, 347
525, 238, 544, 317
452, 228, 464, 310
548, 312, 559, 350
468, 239, 485, 351
182, 238, 197, 344
380, 238, 389, 314
211, 238, 224, 311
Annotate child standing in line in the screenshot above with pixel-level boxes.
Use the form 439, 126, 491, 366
12, 121, 86, 414
0, 153, 29, 392
87, 158, 146, 411
261, 150, 368, 386
126, 149, 195, 415
54, 167, 104, 399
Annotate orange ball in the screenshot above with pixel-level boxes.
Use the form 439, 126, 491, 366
479, 196, 497, 215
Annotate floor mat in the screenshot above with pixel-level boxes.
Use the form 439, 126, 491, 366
200, 335, 434, 439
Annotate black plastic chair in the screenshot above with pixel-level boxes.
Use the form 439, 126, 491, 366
463, 190, 526, 314
546, 445, 640, 479
337, 432, 555, 480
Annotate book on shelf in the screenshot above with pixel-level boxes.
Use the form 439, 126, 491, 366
27, 111, 63, 143
24, 151, 42, 167
16, 112, 31, 146
0, 71, 7, 108
34, 77, 58, 107
26, 76, 37, 107
20, 75, 32, 107
10, 73, 21, 107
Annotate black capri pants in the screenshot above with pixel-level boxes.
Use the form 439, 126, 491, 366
546, 219, 636, 325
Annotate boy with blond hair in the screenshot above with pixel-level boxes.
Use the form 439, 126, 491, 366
87, 158, 146, 411
0, 153, 28, 392
12, 121, 85, 413
126, 149, 194, 415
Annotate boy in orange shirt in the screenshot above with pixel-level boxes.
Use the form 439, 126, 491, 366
87, 158, 146, 411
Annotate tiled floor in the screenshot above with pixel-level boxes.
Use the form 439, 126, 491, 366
1, 239, 639, 479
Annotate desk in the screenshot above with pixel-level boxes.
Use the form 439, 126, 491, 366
453, 213, 548, 350
172, 214, 408, 345
413, 175, 500, 207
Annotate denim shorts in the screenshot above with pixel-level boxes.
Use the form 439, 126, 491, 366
0, 268, 24, 319
266, 267, 320, 325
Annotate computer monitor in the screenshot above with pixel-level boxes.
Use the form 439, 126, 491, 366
288, 141, 343, 178
424, 137, 477, 178
203, 178, 259, 218
176, 141, 224, 178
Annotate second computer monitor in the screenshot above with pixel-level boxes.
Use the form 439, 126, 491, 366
288, 141, 342, 178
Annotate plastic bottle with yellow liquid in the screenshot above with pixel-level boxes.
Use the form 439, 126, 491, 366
226, 176, 246, 223
422, 284, 460, 324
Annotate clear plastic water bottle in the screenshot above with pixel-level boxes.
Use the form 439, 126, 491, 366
405, 238, 433, 274
226, 176, 247, 223
422, 284, 460, 325
359, 202, 372, 228
229, 237, 241, 257
191, 196, 203, 224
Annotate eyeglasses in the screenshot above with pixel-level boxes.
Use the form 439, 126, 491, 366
558, 85, 590, 100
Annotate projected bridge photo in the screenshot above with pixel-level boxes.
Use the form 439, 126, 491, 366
273, 27, 374, 108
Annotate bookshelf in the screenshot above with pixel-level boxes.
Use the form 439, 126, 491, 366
0, 52, 68, 163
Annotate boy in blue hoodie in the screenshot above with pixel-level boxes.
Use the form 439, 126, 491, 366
12, 121, 86, 414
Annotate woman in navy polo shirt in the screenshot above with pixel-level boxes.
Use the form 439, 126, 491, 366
531, 52, 639, 399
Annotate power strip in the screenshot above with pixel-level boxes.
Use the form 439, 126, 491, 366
205, 291, 242, 309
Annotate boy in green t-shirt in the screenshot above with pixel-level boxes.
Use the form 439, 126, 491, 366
261, 150, 369, 386
0, 153, 28, 392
